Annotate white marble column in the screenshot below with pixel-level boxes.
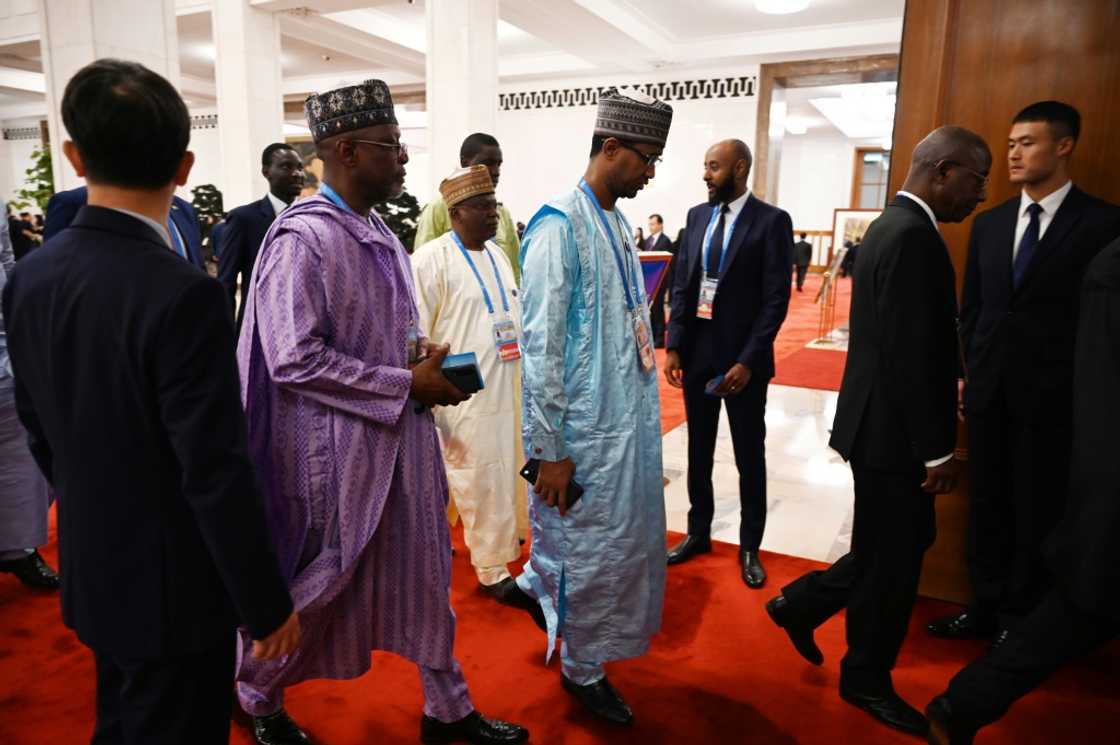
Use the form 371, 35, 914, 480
38, 0, 180, 191
424, 0, 498, 189
212, 0, 284, 209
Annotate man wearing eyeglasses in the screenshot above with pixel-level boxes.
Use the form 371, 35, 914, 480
234, 80, 528, 745
512, 89, 671, 727
930, 101, 1120, 649
663, 139, 793, 590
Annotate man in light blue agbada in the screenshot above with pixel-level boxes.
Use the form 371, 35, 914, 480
514, 89, 672, 727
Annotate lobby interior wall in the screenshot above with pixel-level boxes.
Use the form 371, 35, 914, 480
495, 67, 760, 240
890, 0, 1120, 604
776, 131, 858, 232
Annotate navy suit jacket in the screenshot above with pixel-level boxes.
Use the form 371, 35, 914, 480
667, 194, 793, 378
2, 206, 291, 657
960, 186, 1120, 417
43, 186, 205, 270
218, 195, 276, 331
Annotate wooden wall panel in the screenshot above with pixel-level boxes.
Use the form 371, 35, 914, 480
889, 0, 1120, 602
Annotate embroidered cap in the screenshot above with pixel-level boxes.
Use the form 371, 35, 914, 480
594, 87, 673, 146
439, 165, 495, 208
304, 79, 397, 143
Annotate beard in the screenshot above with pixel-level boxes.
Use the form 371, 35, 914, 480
707, 176, 737, 205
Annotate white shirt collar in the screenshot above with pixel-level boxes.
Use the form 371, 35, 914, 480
896, 191, 939, 231
107, 207, 171, 247
1019, 180, 1072, 217
267, 191, 290, 218
723, 189, 751, 218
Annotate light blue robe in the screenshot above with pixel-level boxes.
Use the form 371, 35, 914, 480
517, 186, 666, 665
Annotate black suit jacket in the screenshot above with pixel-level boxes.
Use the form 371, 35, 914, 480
1046, 236, 1120, 619
793, 240, 813, 267
643, 232, 672, 253
43, 186, 205, 270
2, 206, 291, 658
218, 195, 277, 331
667, 194, 793, 378
960, 186, 1120, 416
829, 195, 958, 469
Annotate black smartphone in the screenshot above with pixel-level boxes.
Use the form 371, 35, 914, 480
520, 458, 585, 508
441, 352, 485, 394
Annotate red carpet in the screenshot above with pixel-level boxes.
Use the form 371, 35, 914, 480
2, 519, 1118, 744
771, 347, 846, 392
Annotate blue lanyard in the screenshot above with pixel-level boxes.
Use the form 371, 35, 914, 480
167, 219, 186, 260
578, 179, 639, 312
451, 231, 510, 315
320, 182, 358, 215
701, 203, 742, 279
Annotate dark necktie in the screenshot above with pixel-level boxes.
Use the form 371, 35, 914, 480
1012, 202, 1043, 289
706, 204, 730, 278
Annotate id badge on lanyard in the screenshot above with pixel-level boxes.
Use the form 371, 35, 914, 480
493, 317, 521, 361
633, 309, 655, 372
697, 278, 718, 320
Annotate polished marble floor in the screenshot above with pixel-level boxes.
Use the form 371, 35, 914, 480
662, 384, 855, 563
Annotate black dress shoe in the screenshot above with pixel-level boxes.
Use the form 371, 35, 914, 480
839, 686, 928, 736
421, 711, 528, 744
989, 629, 1010, 650
253, 709, 312, 745
0, 550, 60, 590
666, 535, 711, 565
561, 675, 633, 726
926, 610, 997, 640
926, 694, 976, 745
740, 550, 767, 588
765, 595, 823, 665
481, 577, 546, 632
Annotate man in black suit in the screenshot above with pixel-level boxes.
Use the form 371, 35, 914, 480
664, 139, 793, 588
644, 213, 674, 347
1, 59, 299, 744
792, 232, 812, 291
43, 185, 206, 270
764, 127, 992, 736
218, 143, 304, 332
926, 235, 1120, 745
929, 102, 1120, 645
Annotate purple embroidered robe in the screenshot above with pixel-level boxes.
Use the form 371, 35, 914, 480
234, 195, 457, 698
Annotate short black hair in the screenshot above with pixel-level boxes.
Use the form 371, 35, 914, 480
460, 132, 500, 163
61, 59, 190, 189
1013, 100, 1081, 142
799, 232, 807, 239
262, 142, 297, 169
649, 214, 663, 224
590, 134, 607, 158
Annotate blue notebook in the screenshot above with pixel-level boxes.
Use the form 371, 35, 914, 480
441, 352, 485, 394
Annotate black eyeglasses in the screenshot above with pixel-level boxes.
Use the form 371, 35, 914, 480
350, 139, 408, 157
937, 159, 989, 186
616, 140, 662, 168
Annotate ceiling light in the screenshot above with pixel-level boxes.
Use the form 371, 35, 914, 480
755, 0, 811, 14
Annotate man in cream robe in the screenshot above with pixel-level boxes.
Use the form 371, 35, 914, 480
412, 166, 534, 613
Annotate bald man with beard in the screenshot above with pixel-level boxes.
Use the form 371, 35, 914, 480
765, 126, 992, 737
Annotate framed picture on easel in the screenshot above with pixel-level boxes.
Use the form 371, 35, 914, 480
829, 208, 882, 266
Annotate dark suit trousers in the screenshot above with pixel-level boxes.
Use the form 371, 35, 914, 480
682, 321, 769, 549
781, 461, 935, 693
92, 639, 235, 744
947, 588, 1117, 730
967, 386, 1071, 625
650, 260, 673, 347
794, 264, 808, 290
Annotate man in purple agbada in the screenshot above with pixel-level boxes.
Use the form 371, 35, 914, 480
234, 80, 529, 745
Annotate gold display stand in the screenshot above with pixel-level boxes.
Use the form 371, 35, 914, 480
813, 247, 847, 345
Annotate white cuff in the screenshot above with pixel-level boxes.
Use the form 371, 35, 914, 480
924, 453, 954, 467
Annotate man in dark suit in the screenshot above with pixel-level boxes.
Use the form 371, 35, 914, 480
764, 127, 992, 736
44, 184, 205, 270
664, 139, 793, 588
218, 143, 304, 332
644, 213, 674, 347
792, 232, 812, 291
2, 59, 299, 744
929, 102, 1120, 645
926, 235, 1120, 745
